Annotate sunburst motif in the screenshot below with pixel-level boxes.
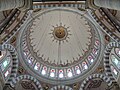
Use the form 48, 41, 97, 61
50, 23, 71, 43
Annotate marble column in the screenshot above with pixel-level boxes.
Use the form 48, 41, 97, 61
0, 0, 32, 11
94, 0, 120, 10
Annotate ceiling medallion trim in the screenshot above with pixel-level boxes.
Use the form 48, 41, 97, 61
51, 23, 70, 42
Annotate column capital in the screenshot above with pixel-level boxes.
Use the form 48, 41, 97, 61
86, 0, 99, 10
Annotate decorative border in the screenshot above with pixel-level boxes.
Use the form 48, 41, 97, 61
86, 0, 99, 9
0, 44, 18, 88
80, 74, 112, 90
91, 9, 120, 42
14, 75, 43, 90
0, 9, 17, 34
17, 8, 104, 84
50, 85, 73, 90
33, 2, 85, 10
104, 42, 120, 84
1, 10, 29, 44
26, 9, 95, 67
101, 8, 120, 33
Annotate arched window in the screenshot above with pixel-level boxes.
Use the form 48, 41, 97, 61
67, 69, 73, 78
41, 66, 47, 75
27, 56, 34, 65
111, 55, 120, 69
111, 65, 118, 77
1, 56, 11, 71
92, 48, 98, 56
0, 55, 12, 80
115, 48, 120, 57
82, 61, 88, 70
34, 62, 40, 71
75, 66, 81, 75
4, 67, 11, 78
88, 55, 94, 64
50, 69, 55, 78
59, 70, 64, 78
95, 39, 100, 46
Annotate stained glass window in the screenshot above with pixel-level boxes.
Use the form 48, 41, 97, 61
59, 70, 64, 78
67, 69, 73, 78
41, 66, 47, 75
1, 56, 11, 71
34, 62, 40, 71
111, 55, 120, 69
92, 48, 98, 56
75, 66, 81, 75
23, 49, 29, 56
50, 69, 55, 78
115, 48, 120, 57
88, 55, 94, 64
82, 61, 88, 70
22, 41, 27, 47
27, 56, 34, 65
95, 40, 100, 46
111, 65, 118, 76
4, 67, 11, 78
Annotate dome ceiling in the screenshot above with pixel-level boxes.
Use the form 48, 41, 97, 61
29, 9, 92, 66
17, 8, 104, 84
0, 1, 120, 89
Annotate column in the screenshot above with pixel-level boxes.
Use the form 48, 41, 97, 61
0, 0, 32, 11
94, 0, 120, 10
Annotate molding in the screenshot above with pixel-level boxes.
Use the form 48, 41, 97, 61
91, 9, 120, 42
14, 75, 43, 90
0, 44, 18, 88
19, 0, 33, 11
80, 74, 112, 90
104, 42, 120, 85
17, 7, 105, 84
50, 85, 73, 90
86, 0, 99, 10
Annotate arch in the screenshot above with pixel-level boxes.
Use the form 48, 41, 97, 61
14, 75, 43, 90
17, 7, 104, 85
80, 74, 112, 90
91, 9, 120, 42
110, 54, 120, 70
1, 10, 29, 44
0, 44, 18, 88
50, 85, 73, 90
104, 42, 120, 84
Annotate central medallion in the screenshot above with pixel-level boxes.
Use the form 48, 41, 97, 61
54, 26, 66, 39
51, 24, 71, 43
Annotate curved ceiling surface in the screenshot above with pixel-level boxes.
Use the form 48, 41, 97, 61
29, 9, 92, 66
18, 8, 103, 84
